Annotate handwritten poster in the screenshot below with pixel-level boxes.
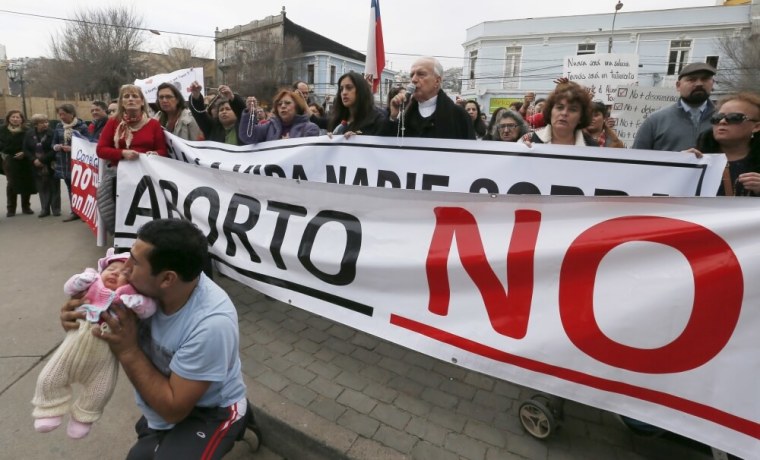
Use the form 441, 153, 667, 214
610, 86, 679, 148
564, 53, 639, 103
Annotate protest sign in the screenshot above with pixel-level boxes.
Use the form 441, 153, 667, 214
610, 86, 680, 147
133, 67, 204, 102
564, 53, 639, 103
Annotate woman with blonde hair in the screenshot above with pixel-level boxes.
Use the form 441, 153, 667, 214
238, 89, 319, 145
96, 84, 167, 233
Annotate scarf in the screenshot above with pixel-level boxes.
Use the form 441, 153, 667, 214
113, 113, 149, 150
7, 124, 23, 134
62, 118, 80, 145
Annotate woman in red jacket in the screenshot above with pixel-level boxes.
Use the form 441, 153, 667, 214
96, 84, 167, 233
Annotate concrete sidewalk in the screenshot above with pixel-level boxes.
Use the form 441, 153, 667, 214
0, 175, 719, 459
0, 176, 277, 459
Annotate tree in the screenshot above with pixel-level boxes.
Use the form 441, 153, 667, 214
716, 32, 760, 93
45, 6, 148, 98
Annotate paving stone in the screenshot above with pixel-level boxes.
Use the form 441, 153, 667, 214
407, 366, 446, 388
306, 359, 342, 380
373, 425, 418, 454
256, 370, 289, 392
346, 437, 411, 460
350, 347, 383, 365
378, 356, 412, 376
335, 370, 370, 391
305, 314, 334, 331
429, 406, 467, 432
280, 383, 318, 407
307, 376, 345, 399
473, 389, 513, 412
439, 378, 477, 401
463, 371, 496, 392
492, 380, 522, 399
444, 432, 488, 460
263, 356, 294, 373
336, 388, 378, 414
487, 446, 531, 460
280, 317, 309, 333
493, 409, 529, 435
350, 333, 380, 350
370, 403, 412, 431
505, 431, 549, 459
410, 441, 460, 460
293, 337, 321, 354
307, 396, 347, 422
244, 343, 274, 362
261, 309, 289, 324
402, 351, 437, 370
463, 419, 507, 448
432, 361, 468, 380
386, 375, 426, 398
286, 307, 311, 321
327, 323, 356, 340
299, 327, 331, 344
283, 349, 316, 366
393, 393, 433, 417
358, 365, 395, 385
363, 382, 398, 404
265, 340, 294, 356
324, 336, 358, 355
313, 346, 338, 363
282, 365, 317, 386
421, 387, 458, 409
337, 409, 380, 438
406, 416, 449, 445
332, 353, 366, 374
375, 341, 407, 360
456, 399, 499, 424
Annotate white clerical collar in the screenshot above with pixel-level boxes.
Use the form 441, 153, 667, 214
417, 95, 438, 118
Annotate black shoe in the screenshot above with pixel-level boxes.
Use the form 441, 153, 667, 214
6, 211, 15, 217
38, 212, 50, 218
52, 211, 61, 217
63, 213, 80, 222
22, 208, 34, 215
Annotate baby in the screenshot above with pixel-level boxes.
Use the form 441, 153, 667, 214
31, 248, 156, 439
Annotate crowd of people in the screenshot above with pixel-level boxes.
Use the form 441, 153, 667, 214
2, 54, 758, 459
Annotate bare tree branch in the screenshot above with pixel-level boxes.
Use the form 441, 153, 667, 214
716, 32, 760, 94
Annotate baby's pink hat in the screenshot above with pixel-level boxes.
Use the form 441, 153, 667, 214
97, 247, 130, 272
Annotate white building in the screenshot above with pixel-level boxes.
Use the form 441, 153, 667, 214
461, 1, 755, 113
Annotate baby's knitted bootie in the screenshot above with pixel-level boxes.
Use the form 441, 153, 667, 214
66, 418, 92, 439
34, 416, 62, 433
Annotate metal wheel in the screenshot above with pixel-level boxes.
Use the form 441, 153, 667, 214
519, 399, 556, 439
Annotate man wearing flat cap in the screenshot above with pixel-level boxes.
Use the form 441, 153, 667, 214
633, 62, 717, 152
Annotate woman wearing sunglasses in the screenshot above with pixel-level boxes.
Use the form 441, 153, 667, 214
688, 92, 760, 196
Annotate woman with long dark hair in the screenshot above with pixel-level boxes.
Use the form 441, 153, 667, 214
1, 110, 35, 217
328, 71, 385, 137
464, 100, 487, 139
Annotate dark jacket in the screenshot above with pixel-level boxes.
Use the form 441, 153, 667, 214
23, 127, 56, 177
380, 89, 475, 140
331, 107, 387, 136
1, 125, 36, 194
189, 93, 246, 145
696, 128, 760, 196
238, 113, 319, 145
88, 117, 108, 141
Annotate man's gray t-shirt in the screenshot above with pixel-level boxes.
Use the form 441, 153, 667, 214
136, 273, 246, 429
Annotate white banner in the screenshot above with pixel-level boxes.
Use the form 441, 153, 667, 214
164, 133, 725, 197
564, 53, 639, 103
611, 86, 680, 148
113, 152, 758, 459
134, 67, 204, 102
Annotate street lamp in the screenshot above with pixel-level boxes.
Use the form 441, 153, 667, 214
6, 64, 27, 119
608, 1, 624, 53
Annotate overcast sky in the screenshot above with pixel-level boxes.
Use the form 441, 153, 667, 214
1, 0, 719, 70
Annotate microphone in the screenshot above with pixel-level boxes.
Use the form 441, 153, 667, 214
405, 83, 416, 102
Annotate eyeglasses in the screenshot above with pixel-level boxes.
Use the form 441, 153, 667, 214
498, 124, 518, 130
710, 112, 758, 125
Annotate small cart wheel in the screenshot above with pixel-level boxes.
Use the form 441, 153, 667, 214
519, 399, 556, 439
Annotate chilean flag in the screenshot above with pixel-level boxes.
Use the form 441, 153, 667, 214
364, 0, 385, 93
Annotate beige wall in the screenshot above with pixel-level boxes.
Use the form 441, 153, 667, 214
1, 96, 95, 122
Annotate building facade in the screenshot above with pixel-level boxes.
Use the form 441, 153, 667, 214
214, 8, 396, 110
461, 1, 755, 113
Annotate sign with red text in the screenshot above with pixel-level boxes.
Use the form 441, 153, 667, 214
610, 86, 680, 148
70, 135, 100, 234
114, 156, 760, 459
